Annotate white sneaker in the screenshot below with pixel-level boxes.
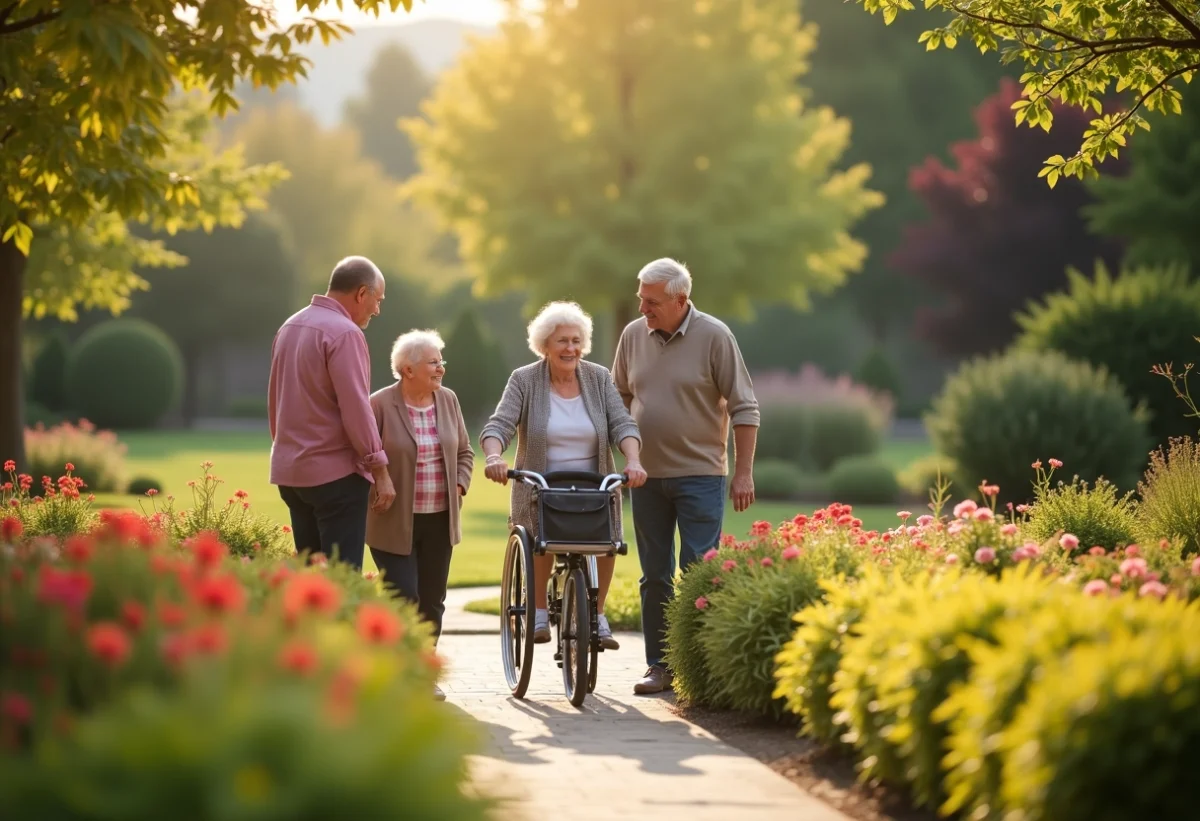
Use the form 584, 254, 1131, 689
534, 608, 551, 643
598, 614, 619, 650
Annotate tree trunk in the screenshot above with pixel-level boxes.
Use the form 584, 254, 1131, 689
0, 237, 26, 470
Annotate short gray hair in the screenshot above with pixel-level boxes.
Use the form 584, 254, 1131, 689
328, 255, 383, 294
526, 301, 593, 358
390, 329, 445, 380
637, 257, 692, 298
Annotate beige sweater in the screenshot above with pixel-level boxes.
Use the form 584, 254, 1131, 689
611, 304, 759, 478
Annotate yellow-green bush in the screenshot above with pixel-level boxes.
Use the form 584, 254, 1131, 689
998, 608, 1200, 821
937, 591, 1184, 820
1135, 436, 1200, 556
1024, 475, 1138, 552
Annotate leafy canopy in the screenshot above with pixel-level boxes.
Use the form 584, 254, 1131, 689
0, 0, 416, 254
404, 0, 883, 327
854, 0, 1200, 184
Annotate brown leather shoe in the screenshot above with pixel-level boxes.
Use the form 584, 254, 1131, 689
633, 665, 673, 695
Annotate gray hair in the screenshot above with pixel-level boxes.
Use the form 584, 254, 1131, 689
637, 257, 692, 298
390, 329, 445, 380
328, 255, 383, 294
526, 301, 593, 358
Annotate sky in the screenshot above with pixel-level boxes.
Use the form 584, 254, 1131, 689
271, 0, 508, 28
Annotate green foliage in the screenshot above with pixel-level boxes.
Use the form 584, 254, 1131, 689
853, 345, 903, 402
343, 42, 431, 180
27, 331, 70, 412
1135, 436, 1200, 556
23, 420, 128, 494
697, 557, 824, 718
997, 612, 1200, 821
126, 476, 162, 496
852, 0, 1200, 182
937, 591, 1179, 820
926, 349, 1150, 501
826, 455, 899, 504
405, 0, 883, 333
65, 319, 184, 430
664, 548, 747, 707
807, 404, 883, 472
898, 453, 960, 501
600, 577, 642, 632
361, 274, 435, 393
1014, 262, 1200, 445
756, 404, 811, 468
753, 459, 809, 501
441, 306, 509, 431
1024, 475, 1139, 552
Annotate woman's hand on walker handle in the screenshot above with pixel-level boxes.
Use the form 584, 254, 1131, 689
484, 455, 509, 485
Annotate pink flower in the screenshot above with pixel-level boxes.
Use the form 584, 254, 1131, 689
974, 547, 996, 564
781, 545, 801, 561
953, 500, 978, 519
1000, 523, 1018, 536
760, 557, 774, 568
973, 507, 994, 522
1012, 546, 1032, 562
721, 559, 737, 572
1048, 458, 1063, 469
1120, 557, 1148, 579
1139, 580, 1168, 600
703, 548, 719, 561
896, 511, 912, 520
1083, 580, 1108, 597
947, 521, 965, 536
1125, 544, 1141, 558
945, 554, 959, 565
1059, 533, 1080, 551
916, 515, 934, 527
1031, 460, 1042, 470
1191, 557, 1200, 577
694, 596, 709, 610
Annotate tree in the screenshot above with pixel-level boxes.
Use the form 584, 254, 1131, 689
852, 0, 1200, 183
343, 43, 432, 180
128, 213, 299, 424
1087, 82, 1200, 273
440, 307, 509, 433
404, 0, 883, 350
889, 78, 1125, 358
0, 0, 419, 468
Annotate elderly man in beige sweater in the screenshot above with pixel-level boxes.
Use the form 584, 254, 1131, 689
611, 257, 760, 695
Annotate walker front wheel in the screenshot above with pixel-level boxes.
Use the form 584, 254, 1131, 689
561, 566, 591, 707
500, 527, 535, 698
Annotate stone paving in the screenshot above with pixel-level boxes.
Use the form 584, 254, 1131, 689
436, 599, 851, 821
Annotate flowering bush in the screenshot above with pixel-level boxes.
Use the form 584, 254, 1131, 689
753, 365, 894, 430
1023, 461, 1138, 552
2, 461, 98, 540
23, 419, 127, 493
140, 462, 294, 560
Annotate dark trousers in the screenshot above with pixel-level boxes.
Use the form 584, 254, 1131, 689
370, 510, 453, 642
631, 476, 727, 669
278, 473, 370, 571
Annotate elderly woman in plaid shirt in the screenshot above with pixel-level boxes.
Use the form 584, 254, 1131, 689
366, 329, 474, 664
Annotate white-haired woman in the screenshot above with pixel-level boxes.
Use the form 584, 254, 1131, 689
366, 330, 473, 673
481, 301, 647, 649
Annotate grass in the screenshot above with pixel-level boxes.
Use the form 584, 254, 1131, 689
88, 429, 930, 589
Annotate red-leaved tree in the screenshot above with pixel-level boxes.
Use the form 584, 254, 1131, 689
890, 79, 1126, 357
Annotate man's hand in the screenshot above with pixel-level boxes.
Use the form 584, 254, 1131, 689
372, 473, 397, 512
730, 471, 755, 513
624, 460, 648, 488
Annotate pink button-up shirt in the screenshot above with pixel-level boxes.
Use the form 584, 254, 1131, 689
268, 295, 387, 487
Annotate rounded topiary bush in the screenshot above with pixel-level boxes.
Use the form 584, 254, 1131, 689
854, 345, 903, 403
827, 454, 898, 504
29, 330, 71, 412
754, 459, 806, 500
1014, 262, 1200, 446
127, 476, 163, 496
756, 403, 811, 467
926, 349, 1150, 503
807, 404, 882, 472
65, 319, 184, 429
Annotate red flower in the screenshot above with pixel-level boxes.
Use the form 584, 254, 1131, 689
279, 640, 319, 675
355, 603, 404, 645
96, 509, 154, 544
1, 516, 21, 543
160, 633, 190, 668
2, 460, 15, 473
121, 601, 147, 632
86, 622, 132, 668
750, 520, 771, 537
37, 566, 93, 613
283, 573, 342, 621
186, 531, 227, 570
1, 692, 32, 726
157, 601, 188, 628
190, 623, 227, 655
63, 462, 75, 472
190, 573, 246, 615
63, 535, 93, 563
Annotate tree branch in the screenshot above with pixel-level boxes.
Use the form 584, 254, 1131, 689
0, 126, 12, 146
0, 4, 16, 26
0, 7, 60, 35
1107, 60, 1200, 134
948, 2, 1199, 51
1154, 0, 1200, 42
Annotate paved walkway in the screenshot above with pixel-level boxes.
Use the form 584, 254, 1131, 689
437, 595, 850, 821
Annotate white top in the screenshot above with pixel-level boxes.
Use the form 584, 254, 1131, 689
545, 393, 598, 474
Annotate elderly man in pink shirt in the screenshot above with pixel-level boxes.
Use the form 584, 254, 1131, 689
268, 255, 397, 570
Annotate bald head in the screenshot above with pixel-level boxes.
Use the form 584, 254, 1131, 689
326, 255, 385, 329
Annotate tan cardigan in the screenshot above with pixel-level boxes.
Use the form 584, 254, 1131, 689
480, 359, 640, 538
365, 384, 474, 556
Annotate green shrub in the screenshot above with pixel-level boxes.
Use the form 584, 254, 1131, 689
926, 349, 1150, 502
127, 475, 163, 496
65, 318, 184, 429
898, 453, 960, 500
440, 307, 509, 431
697, 555, 823, 718
807, 404, 883, 472
1024, 475, 1139, 552
28, 330, 70, 412
938, 591, 1180, 821
826, 454, 898, 504
1135, 436, 1200, 555
756, 403, 811, 467
998, 610, 1200, 821
225, 395, 268, 419
1014, 262, 1200, 445
602, 576, 642, 632
773, 569, 888, 746
854, 345, 903, 404
754, 459, 806, 500
22, 401, 66, 428
23, 419, 128, 493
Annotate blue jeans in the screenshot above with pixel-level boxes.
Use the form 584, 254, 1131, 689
278, 473, 370, 571
631, 476, 726, 668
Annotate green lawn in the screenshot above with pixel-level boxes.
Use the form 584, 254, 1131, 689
92, 429, 928, 588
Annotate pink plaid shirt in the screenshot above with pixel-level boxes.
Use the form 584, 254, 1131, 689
408, 404, 449, 514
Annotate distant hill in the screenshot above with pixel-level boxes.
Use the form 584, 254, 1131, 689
294, 18, 495, 125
